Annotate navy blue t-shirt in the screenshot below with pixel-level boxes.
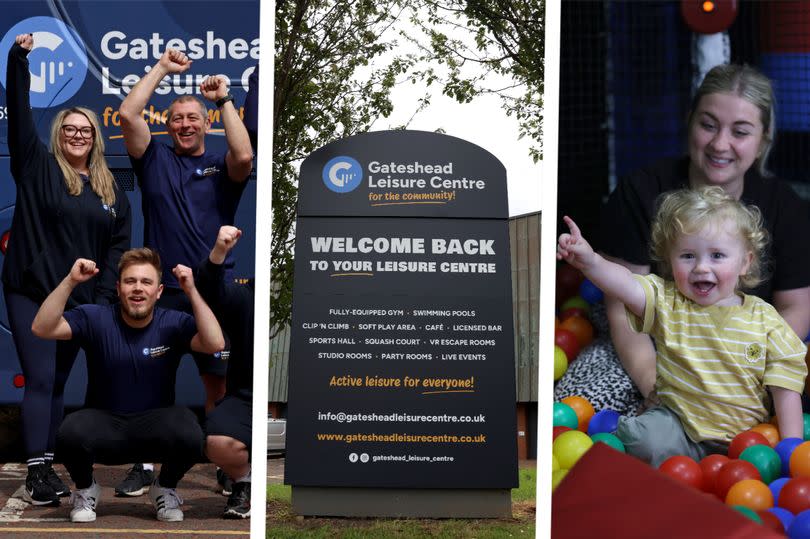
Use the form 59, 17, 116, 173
64, 304, 197, 413
130, 139, 246, 288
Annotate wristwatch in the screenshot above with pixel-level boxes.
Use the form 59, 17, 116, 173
215, 94, 235, 108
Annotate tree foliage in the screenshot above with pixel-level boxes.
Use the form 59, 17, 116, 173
407, 0, 545, 162
272, 0, 410, 335
271, 0, 544, 335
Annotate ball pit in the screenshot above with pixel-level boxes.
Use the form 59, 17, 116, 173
561, 396, 595, 432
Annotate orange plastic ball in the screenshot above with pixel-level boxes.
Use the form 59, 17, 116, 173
790, 441, 810, 478
561, 396, 595, 432
560, 315, 594, 348
725, 479, 773, 511
750, 423, 780, 447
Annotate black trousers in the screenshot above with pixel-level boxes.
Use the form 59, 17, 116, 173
56, 406, 203, 489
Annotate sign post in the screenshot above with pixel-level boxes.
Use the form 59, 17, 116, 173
284, 130, 518, 517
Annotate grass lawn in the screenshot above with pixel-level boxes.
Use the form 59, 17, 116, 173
266, 462, 536, 538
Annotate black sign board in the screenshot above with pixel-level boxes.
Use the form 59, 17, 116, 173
285, 130, 518, 490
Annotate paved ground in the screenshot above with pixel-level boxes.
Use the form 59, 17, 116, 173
0, 462, 251, 538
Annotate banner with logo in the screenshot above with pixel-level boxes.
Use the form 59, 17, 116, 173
0, 1, 259, 157
285, 130, 518, 489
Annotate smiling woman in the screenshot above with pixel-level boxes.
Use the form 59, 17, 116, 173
554, 63, 810, 417
4, 33, 131, 506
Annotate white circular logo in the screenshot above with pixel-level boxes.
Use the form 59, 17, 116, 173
360, 453, 369, 463
348, 452, 358, 463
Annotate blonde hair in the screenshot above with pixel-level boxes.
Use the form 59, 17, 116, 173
49, 107, 117, 206
650, 186, 768, 289
689, 64, 775, 176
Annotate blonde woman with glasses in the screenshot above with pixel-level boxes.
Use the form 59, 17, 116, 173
5, 33, 131, 506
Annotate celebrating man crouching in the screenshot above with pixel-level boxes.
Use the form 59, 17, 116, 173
31, 248, 224, 523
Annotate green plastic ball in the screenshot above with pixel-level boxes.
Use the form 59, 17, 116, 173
591, 432, 626, 453
560, 296, 590, 315
739, 444, 782, 485
553, 402, 579, 429
731, 505, 762, 524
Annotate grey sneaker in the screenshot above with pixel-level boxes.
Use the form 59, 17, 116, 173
148, 479, 184, 522
70, 482, 101, 523
223, 481, 250, 519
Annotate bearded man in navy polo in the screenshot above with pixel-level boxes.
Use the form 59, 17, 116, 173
31, 248, 225, 523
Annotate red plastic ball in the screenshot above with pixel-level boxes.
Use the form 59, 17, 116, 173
699, 454, 730, 494
559, 307, 589, 321
728, 431, 770, 459
778, 477, 810, 515
553, 426, 572, 441
659, 455, 704, 490
554, 328, 581, 362
715, 459, 761, 500
556, 263, 585, 305
756, 510, 784, 533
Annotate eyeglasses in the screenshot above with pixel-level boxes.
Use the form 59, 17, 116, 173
61, 125, 94, 139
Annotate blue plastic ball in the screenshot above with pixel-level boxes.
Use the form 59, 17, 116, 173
771, 477, 791, 505
771, 507, 796, 534
587, 409, 621, 436
788, 509, 810, 539
579, 279, 603, 305
777, 438, 805, 476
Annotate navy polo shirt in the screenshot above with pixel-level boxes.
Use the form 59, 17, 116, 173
64, 304, 197, 413
130, 139, 246, 288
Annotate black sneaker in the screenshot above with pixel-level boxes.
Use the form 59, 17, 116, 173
216, 468, 233, 496
45, 463, 70, 497
22, 464, 60, 506
115, 464, 154, 497
223, 481, 250, 519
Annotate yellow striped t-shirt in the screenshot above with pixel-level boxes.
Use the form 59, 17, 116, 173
628, 274, 807, 443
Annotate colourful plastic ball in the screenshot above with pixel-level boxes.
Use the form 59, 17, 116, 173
715, 460, 761, 500
552, 454, 560, 472
804, 414, 810, 441
699, 454, 730, 494
771, 477, 791, 505
551, 468, 569, 491
556, 263, 584, 305
728, 431, 770, 459
587, 409, 621, 436
776, 438, 805, 477
560, 316, 594, 348
779, 477, 810, 515
788, 509, 810, 539
757, 509, 785, 534
553, 426, 572, 441
552, 430, 594, 470
559, 307, 588, 321
725, 479, 773, 511
553, 402, 578, 430
553, 346, 568, 381
591, 432, 625, 453
792, 442, 810, 479
560, 296, 590, 315
740, 444, 782, 485
554, 329, 581, 362
579, 279, 603, 304
770, 506, 796, 533
659, 455, 703, 490
561, 396, 595, 432
751, 422, 781, 447
731, 505, 762, 523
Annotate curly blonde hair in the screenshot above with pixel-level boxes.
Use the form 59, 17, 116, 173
650, 186, 768, 290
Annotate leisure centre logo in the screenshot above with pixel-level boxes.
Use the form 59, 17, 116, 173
322, 156, 362, 193
0, 16, 88, 108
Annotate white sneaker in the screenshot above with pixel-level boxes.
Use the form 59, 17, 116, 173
148, 479, 184, 522
70, 482, 100, 523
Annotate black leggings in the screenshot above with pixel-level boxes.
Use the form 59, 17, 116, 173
56, 406, 204, 489
4, 289, 79, 460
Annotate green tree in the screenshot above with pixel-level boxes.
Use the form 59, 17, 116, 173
407, 0, 544, 161
272, 0, 411, 335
